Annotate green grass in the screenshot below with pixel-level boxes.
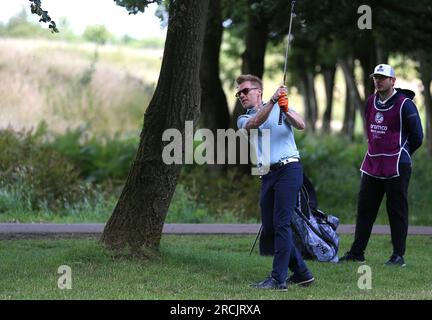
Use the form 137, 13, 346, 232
1, 235, 431, 299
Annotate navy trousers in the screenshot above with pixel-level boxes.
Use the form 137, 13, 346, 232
351, 164, 412, 257
259, 162, 308, 284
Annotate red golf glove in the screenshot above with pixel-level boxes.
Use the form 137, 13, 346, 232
278, 92, 289, 113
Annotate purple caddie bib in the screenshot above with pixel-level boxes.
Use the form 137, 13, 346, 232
360, 94, 408, 178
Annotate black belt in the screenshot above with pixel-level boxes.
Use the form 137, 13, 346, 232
269, 157, 299, 171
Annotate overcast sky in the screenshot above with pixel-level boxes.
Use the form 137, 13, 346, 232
0, 0, 167, 39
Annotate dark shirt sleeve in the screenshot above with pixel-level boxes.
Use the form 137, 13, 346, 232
402, 99, 423, 155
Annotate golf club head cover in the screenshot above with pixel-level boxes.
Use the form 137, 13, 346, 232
278, 92, 289, 113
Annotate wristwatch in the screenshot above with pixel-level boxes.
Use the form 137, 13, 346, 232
271, 96, 278, 104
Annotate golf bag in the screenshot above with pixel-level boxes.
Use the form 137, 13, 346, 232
255, 174, 340, 262
291, 175, 340, 263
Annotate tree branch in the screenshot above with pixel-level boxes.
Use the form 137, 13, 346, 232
28, 0, 59, 33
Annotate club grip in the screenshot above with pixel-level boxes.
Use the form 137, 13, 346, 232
278, 110, 283, 125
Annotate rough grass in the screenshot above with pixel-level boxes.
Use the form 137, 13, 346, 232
0, 235, 431, 300
0, 38, 160, 136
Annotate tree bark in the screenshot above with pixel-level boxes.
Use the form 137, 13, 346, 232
375, 41, 389, 68
358, 43, 377, 101
231, 2, 269, 128
299, 70, 318, 133
230, 2, 270, 174
339, 57, 365, 136
200, 0, 230, 131
199, 0, 231, 175
322, 65, 336, 133
422, 78, 432, 156
101, 0, 209, 254
419, 54, 432, 156
240, 2, 269, 79
342, 79, 355, 141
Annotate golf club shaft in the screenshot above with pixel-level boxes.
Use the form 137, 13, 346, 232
278, 0, 296, 125
249, 224, 263, 256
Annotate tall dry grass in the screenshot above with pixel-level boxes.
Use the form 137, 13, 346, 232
0, 38, 162, 136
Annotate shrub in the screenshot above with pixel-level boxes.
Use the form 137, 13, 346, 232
166, 183, 258, 223
2, 124, 431, 225
48, 127, 139, 184
178, 166, 260, 222
297, 133, 366, 216
166, 184, 209, 223
0, 126, 89, 211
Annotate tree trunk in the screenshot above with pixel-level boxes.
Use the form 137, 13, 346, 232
101, 0, 209, 254
231, 3, 270, 174
231, 2, 269, 128
241, 2, 269, 78
200, 0, 230, 175
339, 57, 365, 135
418, 54, 432, 156
299, 70, 318, 133
423, 78, 432, 156
342, 80, 355, 141
307, 71, 318, 132
358, 47, 377, 101
322, 65, 336, 133
360, 61, 375, 101
375, 40, 389, 69
200, 0, 230, 131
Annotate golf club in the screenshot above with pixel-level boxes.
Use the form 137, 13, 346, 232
248, 224, 263, 256
249, 0, 298, 256
278, 0, 297, 125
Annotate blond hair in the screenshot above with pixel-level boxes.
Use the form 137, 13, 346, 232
235, 74, 263, 90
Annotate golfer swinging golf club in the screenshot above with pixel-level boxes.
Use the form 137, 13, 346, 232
235, 0, 313, 291
236, 74, 314, 290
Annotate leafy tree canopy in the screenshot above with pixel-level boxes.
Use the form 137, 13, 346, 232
113, 0, 161, 14
83, 24, 113, 45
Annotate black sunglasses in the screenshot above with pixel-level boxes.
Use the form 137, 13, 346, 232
235, 87, 259, 98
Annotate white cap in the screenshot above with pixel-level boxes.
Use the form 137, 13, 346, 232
369, 64, 395, 78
